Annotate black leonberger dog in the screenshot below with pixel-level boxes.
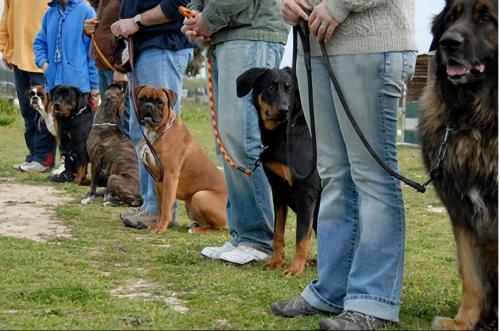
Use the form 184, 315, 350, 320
418, 0, 498, 329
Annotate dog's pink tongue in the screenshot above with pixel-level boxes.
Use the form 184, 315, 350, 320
447, 64, 469, 76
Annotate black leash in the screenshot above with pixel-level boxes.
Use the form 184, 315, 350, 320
288, 22, 318, 180
291, 24, 431, 193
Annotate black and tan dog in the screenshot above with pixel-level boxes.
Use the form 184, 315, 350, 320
419, 0, 497, 329
51, 85, 93, 185
237, 67, 321, 276
135, 85, 228, 234
82, 84, 141, 207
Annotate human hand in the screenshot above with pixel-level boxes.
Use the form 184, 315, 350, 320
84, 18, 99, 37
309, 2, 338, 42
42, 62, 49, 73
181, 11, 212, 42
110, 18, 139, 38
2, 57, 12, 70
281, 0, 312, 26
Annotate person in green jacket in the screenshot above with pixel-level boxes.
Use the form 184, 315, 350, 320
181, 1, 289, 264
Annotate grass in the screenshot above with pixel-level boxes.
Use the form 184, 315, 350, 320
0, 100, 460, 329
0, 99, 19, 126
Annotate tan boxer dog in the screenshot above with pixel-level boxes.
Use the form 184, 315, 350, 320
29, 85, 58, 139
135, 85, 228, 235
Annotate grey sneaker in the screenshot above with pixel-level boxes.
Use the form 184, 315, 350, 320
19, 161, 51, 173
122, 210, 157, 229
119, 207, 143, 221
122, 209, 179, 230
271, 296, 324, 318
319, 311, 388, 330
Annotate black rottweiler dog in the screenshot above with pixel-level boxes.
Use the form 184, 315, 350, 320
237, 67, 321, 276
50, 85, 93, 185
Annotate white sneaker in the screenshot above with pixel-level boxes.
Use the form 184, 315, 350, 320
12, 161, 29, 170
219, 244, 271, 265
201, 242, 236, 259
19, 161, 50, 173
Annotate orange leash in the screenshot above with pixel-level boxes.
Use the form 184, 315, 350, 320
91, 33, 116, 73
179, 6, 259, 176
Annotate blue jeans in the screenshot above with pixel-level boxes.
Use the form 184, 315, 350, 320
98, 69, 131, 139
210, 40, 284, 253
128, 47, 193, 216
297, 51, 417, 322
13, 66, 56, 166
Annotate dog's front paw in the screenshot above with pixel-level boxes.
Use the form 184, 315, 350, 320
148, 223, 167, 235
81, 195, 95, 205
432, 316, 462, 330
283, 263, 305, 276
265, 258, 284, 269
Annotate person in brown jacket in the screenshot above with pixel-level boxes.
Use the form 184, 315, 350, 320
84, 0, 130, 137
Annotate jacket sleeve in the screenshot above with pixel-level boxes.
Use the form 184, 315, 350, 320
187, 0, 204, 12
201, 0, 253, 33
33, 13, 49, 68
160, 0, 190, 21
323, 0, 387, 24
0, 0, 9, 53
84, 7, 98, 89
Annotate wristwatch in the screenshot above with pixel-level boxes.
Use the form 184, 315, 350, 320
133, 14, 145, 29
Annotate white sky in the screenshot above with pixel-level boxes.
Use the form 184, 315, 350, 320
0, 0, 445, 66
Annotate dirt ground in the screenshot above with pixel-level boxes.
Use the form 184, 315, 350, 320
0, 184, 72, 242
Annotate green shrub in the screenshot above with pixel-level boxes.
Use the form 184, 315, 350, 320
0, 98, 18, 126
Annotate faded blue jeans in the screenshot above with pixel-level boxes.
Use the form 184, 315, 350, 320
210, 40, 284, 253
128, 47, 193, 216
297, 51, 417, 322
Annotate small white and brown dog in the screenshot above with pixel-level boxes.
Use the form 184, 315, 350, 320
29, 85, 65, 175
29, 85, 57, 137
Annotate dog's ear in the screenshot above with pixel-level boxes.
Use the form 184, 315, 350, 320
161, 88, 177, 108
73, 87, 88, 110
429, 0, 452, 52
236, 68, 269, 98
135, 85, 146, 99
282, 66, 292, 77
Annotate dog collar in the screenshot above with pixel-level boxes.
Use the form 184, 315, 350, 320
72, 106, 88, 118
92, 122, 118, 127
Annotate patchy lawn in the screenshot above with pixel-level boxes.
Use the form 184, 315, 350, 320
0, 100, 459, 329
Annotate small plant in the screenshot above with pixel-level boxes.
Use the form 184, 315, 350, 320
0, 98, 19, 126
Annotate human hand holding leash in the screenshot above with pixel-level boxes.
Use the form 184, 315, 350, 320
180, 8, 212, 42
83, 18, 98, 37
111, 18, 139, 38
309, 2, 338, 42
281, 0, 312, 25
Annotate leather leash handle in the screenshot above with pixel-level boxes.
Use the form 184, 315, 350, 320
128, 36, 165, 182
91, 33, 117, 73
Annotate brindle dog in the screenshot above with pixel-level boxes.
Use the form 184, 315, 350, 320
237, 67, 320, 276
82, 84, 142, 207
135, 85, 228, 234
419, 0, 498, 329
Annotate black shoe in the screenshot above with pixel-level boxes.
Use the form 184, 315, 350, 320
271, 296, 327, 318
47, 171, 76, 183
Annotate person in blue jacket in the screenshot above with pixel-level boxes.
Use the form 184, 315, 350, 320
33, 0, 99, 183
111, 0, 194, 229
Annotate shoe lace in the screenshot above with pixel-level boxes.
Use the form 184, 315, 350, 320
339, 311, 379, 329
